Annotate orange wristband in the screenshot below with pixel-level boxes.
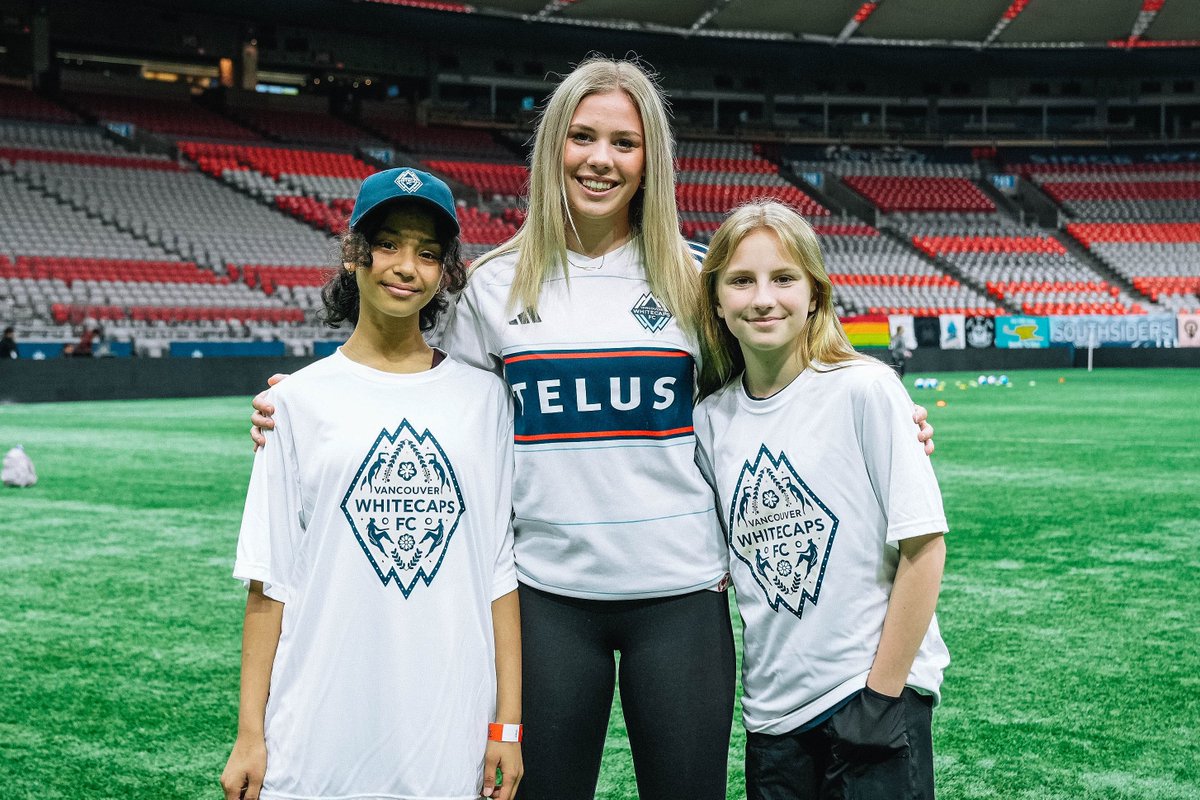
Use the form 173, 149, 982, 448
488, 723, 523, 743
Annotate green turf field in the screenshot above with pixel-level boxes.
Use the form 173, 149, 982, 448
1, 368, 1197, 800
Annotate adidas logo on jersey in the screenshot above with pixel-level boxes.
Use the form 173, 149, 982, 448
508, 309, 542, 326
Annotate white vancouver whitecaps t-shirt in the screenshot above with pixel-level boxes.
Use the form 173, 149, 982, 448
694, 359, 949, 735
234, 350, 517, 800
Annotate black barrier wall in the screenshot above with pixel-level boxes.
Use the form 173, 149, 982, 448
861, 347, 1075, 371
1071, 348, 1200, 369
0, 357, 319, 403
1, 349, 1197, 403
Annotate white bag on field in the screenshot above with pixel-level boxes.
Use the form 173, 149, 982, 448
2, 445, 37, 487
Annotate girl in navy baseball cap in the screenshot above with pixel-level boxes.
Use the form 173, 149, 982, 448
322, 166, 466, 334
223, 165, 523, 800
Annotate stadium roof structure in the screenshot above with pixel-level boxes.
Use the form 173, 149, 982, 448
368, 0, 1200, 49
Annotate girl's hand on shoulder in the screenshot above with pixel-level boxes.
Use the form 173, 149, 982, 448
912, 404, 934, 456
220, 734, 267, 800
250, 373, 289, 450
482, 740, 523, 800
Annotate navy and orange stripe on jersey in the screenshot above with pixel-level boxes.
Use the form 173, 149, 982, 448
503, 347, 695, 445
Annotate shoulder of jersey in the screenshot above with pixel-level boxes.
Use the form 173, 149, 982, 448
685, 240, 709, 267
293, 351, 347, 384
444, 356, 510, 394
268, 353, 343, 402
695, 376, 741, 415
821, 357, 897, 394
466, 249, 518, 288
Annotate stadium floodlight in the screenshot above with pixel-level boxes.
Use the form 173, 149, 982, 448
836, 1, 884, 44
688, 0, 735, 33
982, 0, 1031, 48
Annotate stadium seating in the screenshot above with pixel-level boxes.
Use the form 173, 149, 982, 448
0, 121, 130, 155
818, 224, 996, 315
912, 232, 1147, 314
0, 172, 174, 261
1010, 160, 1200, 222
426, 160, 529, 198
675, 141, 830, 231
790, 159, 980, 179
363, 115, 517, 161
843, 176, 995, 213
1067, 221, 1200, 312
178, 142, 375, 180
4, 97, 1195, 346
65, 92, 260, 140
235, 107, 384, 147
8, 155, 333, 268
0, 86, 79, 124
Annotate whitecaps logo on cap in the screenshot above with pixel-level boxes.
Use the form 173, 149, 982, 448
394, 169, 423, 194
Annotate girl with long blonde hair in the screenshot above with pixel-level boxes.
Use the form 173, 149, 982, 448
443, 55, 734, 800
694, 202, 948, 800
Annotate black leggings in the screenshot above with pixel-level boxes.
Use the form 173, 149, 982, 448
517, 583, 736, 800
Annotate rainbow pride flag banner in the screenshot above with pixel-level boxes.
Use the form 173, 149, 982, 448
840, 314, 890, 347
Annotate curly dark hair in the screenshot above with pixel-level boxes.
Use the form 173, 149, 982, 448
320, 204, 467, 332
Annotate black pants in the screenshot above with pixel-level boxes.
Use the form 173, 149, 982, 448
746, 687, 935, 800
517, 583, 735, 800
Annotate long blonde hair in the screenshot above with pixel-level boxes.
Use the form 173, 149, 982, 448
697, 201, 861, 397
474, 55, 698, 333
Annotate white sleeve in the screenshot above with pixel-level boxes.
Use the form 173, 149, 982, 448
490, 391, 518, 600
442, 278, 503, 376
692, 402, 726, 534
855, 371, 948, 547
233, 390, 304, 603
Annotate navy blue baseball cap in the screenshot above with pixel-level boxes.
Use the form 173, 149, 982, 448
349, 167, 459, 236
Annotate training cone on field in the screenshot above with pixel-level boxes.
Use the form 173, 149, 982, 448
2, 445, 37, 487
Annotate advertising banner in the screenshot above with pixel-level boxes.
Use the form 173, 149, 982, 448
842, 314, 890, 348
1178, 314, 1200, 348
964, 316, 995, 349
1049, 315, 1178, 348
940, 314, 966, 349
169, 341, 286, 358
914, 316, 941, 348
13, 342, 134, 359
314, 340, 346, 357
994, 316, 1050, 349
16, 342, 66, 359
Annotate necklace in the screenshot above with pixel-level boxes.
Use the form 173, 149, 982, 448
566, 249, 607, 271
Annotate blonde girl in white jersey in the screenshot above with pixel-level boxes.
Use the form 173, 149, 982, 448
693, 201, 948, 800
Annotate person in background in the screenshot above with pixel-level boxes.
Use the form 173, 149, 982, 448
74, 320, 100, 358
889, 324, 912, 377
0, 327, 16, 360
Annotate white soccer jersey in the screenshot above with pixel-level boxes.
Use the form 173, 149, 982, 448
694, 359, 949, 735
234, 350, 517, 800
442, 239, 728, 600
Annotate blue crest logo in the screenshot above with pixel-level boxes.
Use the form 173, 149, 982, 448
728, 445, 837, 618
341, 420, 465, 597
630, 292, 672, 334
394, 169, 423, 194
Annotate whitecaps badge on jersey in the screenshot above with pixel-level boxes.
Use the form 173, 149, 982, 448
341, 421, 465, 597
728, 445, 838, 618
630, 292, 672, 333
